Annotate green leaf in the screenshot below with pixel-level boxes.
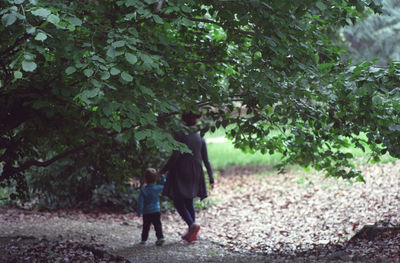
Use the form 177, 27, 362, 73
144, 0, 158, 4
84, 68, 94, 77
22, 61, 37, 72
181, 5, 192, 13
106, 47, 116, 58
100, 71, 110, 80
2, 13, 17, 27
180, 17, 194, 27
112, 122, 122, 132
103, 103, 113, 116
24, 53, 34, 60
35, 32, 47, 41
83, 88, 100, 98
67, 24, 75, 31
135, 129, 152, 140
65, 66, 76, 75
14, 71, 23, 79
153, 15, 163, 24
91, 79, 102, 88
31, 8, 51, 18
318, 63, 334, 71
125, 53, 138, 64
47, 14, 60, 25
69, 17, 82, 26
139, 53, 152, 64
121, 71, 133, 82
372, 95, 383, 105
316, 1, 327, 11
26, 26, 36, 34
125, 0, 140, 7
110, 67, 121, 75
112, 40, 126, 48
140, 86, 155, 97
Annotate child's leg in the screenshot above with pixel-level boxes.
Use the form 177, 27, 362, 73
151, 212, 164, 240
141, 214, 151, 241
173, 198, 194, 228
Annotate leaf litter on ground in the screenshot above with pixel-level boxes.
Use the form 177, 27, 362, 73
0, 161, 399, 262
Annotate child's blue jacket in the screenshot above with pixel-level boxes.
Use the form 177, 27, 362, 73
137, 177, 165, 216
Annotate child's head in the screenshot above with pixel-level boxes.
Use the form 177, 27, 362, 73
144, 168, 157, 184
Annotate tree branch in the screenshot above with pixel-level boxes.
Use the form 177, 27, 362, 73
3, 93, 245, 177
171, 59, 236, 65
0, 34, 28, 57
186, 17, 254, 35
0, 58, 12, 87
135, 14, 254, 35
10, 139, 99, 175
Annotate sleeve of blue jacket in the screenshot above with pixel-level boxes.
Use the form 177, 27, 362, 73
137, 189, 144, 217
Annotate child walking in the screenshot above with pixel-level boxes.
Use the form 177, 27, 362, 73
137, 168, 165, 246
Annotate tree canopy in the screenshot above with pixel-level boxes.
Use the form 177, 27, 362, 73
1, 0, 400, 204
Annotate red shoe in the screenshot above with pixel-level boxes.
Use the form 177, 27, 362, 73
187, 223, 200, 243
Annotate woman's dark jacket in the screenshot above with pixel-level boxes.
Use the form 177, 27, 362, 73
160, 131, 214, 200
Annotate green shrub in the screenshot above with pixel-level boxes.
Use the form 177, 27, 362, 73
24, 139, 169, 211
91, 183, 139, 212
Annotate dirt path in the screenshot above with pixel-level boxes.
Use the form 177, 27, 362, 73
0, 161, 399, 262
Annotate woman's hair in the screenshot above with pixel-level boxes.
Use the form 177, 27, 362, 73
144, 168, 157, 184
181, 111, 202, 126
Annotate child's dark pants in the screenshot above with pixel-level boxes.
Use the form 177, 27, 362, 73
141, 212, 163, 241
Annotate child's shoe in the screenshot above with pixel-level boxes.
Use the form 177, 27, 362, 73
155, 238, 165, 246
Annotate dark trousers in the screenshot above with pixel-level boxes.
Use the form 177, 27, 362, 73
173, 198, 195, 228
141, 212, 163, 241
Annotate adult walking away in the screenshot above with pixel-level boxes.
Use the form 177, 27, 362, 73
160, 111, 215, 243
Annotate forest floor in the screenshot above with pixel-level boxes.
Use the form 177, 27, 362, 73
0, 161, 399, 262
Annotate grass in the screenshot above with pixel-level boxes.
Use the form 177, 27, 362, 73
206, 140, 283, 168
205, 128, 283, 168
204, 128, 397, 169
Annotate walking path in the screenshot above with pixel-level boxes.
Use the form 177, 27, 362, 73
0, 161, 399, 262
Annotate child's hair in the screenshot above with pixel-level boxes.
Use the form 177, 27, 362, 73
181, 111, 202, 126
144, 168, 157, 184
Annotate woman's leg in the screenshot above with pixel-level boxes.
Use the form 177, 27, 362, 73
183, 198, 195, 223
173, 198, 194, 227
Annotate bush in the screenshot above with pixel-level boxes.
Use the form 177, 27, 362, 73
91, 183, 139, 212
21, 139, 169, 211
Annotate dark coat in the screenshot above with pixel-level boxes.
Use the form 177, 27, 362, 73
160, 131, 214, 200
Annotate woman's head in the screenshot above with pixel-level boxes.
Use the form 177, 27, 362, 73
181, 111, 202, 126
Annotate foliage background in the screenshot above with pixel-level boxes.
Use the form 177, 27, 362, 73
1, 0, 400, 209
